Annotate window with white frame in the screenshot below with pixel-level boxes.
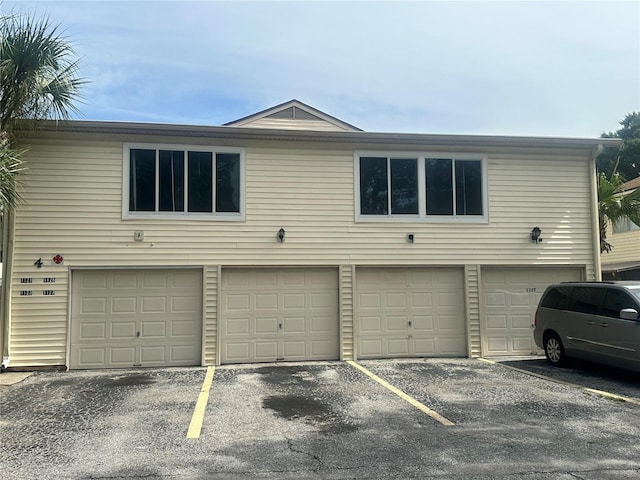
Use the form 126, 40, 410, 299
356, 154, 486, 221
125, 144, 243, 218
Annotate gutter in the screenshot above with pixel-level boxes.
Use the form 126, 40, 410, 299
21, 120, 623, 152
589, 144, 604, 280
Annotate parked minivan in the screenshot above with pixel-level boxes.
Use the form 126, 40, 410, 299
534, 281, 640, 372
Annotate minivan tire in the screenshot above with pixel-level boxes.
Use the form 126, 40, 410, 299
544, 332, 566, 367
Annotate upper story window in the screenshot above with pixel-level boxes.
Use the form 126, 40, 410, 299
124, 144, 244, 220
356, 153, 487, 222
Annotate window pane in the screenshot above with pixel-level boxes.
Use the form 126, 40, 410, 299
390, 159, 418, 214
568, 287, 605, 315
425, 159, 453, 215
360, 157, 388, 215
602, 289, 638, 318
216, 153, 240, 213
159, 150, 184, 212
129, 149, 156, 212
540, 286, 572, 310
455, 160, 483, 215
188, 151, 213, 213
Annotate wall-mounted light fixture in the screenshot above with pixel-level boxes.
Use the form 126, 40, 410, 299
530, 226, 542, 244
406, 233, 415, 244
277, 228, 285, 242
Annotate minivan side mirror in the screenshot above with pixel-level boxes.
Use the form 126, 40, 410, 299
620, 308, 639, 321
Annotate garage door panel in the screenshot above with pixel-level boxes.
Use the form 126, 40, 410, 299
283, 317, 305, 333
255, 341, 278, 360
283, 340, 305, 358
113, 297, 137, 313
226, 317, 249, 335
227, 294, 249, 311
142, 297, 166, 313
412, 315, 433, 332
80, 323, 105, 340
487, 314, 507, 329
171, 320, 196, 337
71, 269, 202, 369
311, 316, 334, 333
221, 268, 339, 364
359, 293, 381, 309
387, 316, 408, 331
256, 293, 278, 310
255, 317, 278, 334
283, 293, 305, 309
360, 316, 382, 333
113, 273, 137, 289
360, 339, 383, 357
311, 292, 334, 308
142, 272, 168, 288
386, 293, 407, 308
436, 291, 458, 307
388, 338, 410, 355
172, 296, 198, 313
142, 321, 166, 337
225, 342, 250, 361
82, 298, 107, 314
481, 267, 582, 356
112, 322, 136, 339
439, 315, 462, 331
357, 267, 466, 359
413, 338, 435, 355
438, 337, 466, 355
412, 292, 433, 307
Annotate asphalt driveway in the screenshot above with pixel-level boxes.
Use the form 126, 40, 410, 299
1, 358, 639, 479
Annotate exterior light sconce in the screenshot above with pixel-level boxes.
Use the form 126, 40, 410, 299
277, 228, 285, 242
406, 233, 415, 244
530, 226, 542, 244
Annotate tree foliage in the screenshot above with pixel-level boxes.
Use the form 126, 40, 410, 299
598, 170, 640, 254
0, 12, 84, 211
597, 112, 640, 181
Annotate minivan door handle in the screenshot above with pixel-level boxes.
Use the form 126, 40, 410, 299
587, 321, 596, 325
599, 322, 608, 328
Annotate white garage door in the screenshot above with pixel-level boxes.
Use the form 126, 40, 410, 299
220, 268, 339, 364
481, 267, 583, 356
356, 268, 466, 359
70, 269, 202, 369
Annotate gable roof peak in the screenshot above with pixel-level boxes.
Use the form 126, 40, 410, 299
224, 99, 362, 132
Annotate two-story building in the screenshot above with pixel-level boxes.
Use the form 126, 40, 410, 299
0, 100, 619, 370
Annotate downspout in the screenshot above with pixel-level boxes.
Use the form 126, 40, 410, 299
589, 144, 604, 281
1, 208, 15, 370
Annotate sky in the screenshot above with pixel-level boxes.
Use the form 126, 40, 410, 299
2, 0, 639, 137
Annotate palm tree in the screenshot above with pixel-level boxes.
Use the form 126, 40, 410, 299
598, 169, 640, 253
0, 12, 84, 210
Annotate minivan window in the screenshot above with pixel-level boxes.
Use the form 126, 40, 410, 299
567, 287, 605, 315
540, 286, 572, 309
602, 288, 639, 319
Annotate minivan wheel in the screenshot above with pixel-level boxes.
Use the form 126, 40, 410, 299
544, 333, 566, 367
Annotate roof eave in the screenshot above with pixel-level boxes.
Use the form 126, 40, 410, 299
22, 119, 622, 151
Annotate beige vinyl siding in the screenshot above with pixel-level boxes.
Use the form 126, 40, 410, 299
602, 230, 640, 264
204, 265, 219, 365
465, 265, 481, 357
10, 270, 69, 367
8, 133, 597, 366
339, 264, 355, 360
